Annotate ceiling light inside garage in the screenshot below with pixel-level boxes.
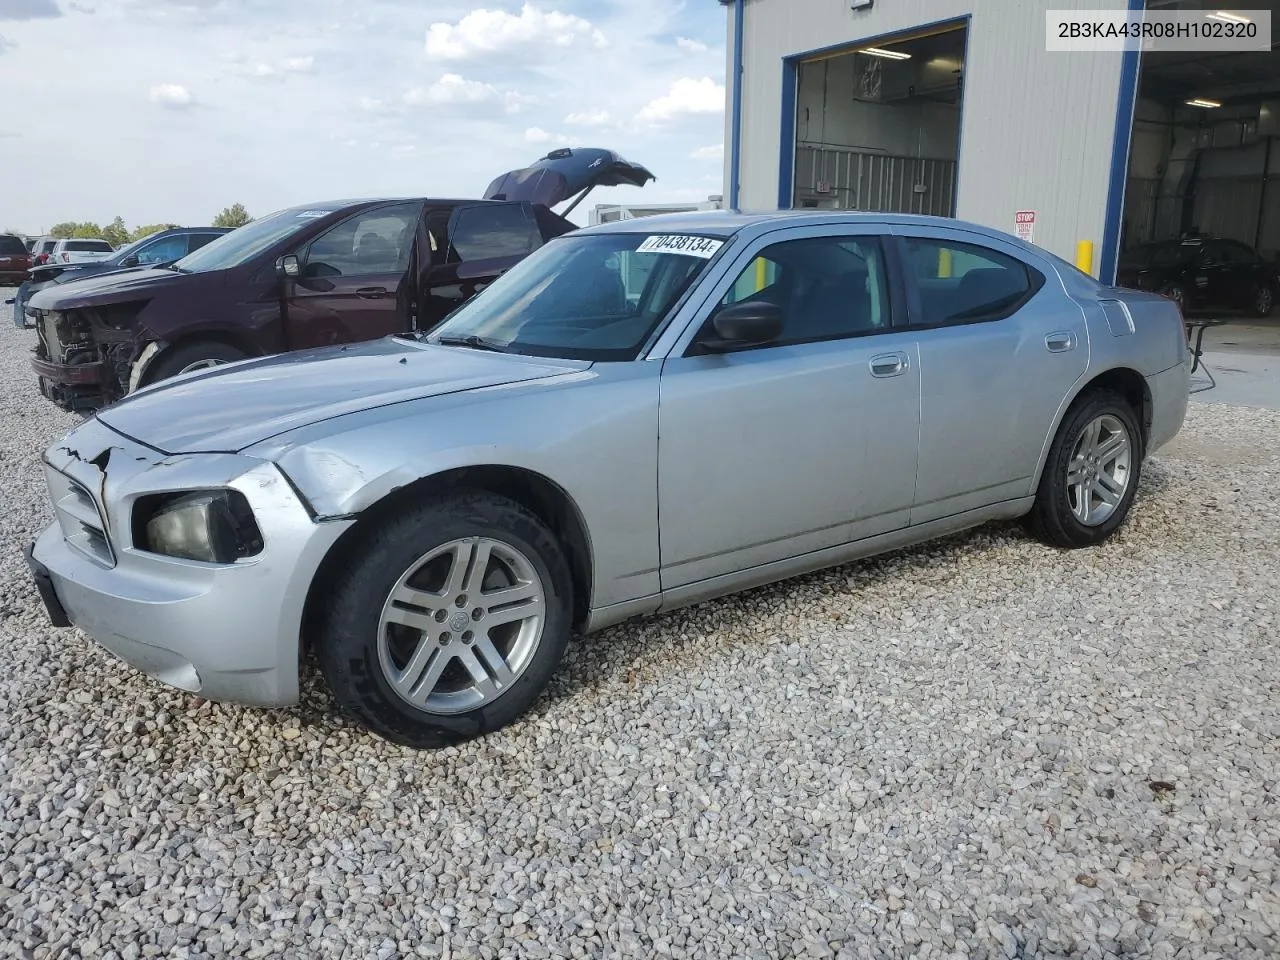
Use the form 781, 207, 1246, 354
1205, 10, 1252, 24
1185, 98, 1223, 108
861, 46, 912, 60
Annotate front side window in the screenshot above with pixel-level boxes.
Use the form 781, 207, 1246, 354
904, 237, 1041, 325
135, 235, 188, 264
715, 235, 891, 345
304, 203, 420, 278
448, 204, 541, 262
427, 231, 723, 361
187, 233, 222, 253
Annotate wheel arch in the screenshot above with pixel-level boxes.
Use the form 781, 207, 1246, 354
300, 464, 595, 657
136, 328, 263, 387
1030, 366, 1151, 491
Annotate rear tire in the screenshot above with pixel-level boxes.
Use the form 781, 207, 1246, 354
144, 341, 247, 385
315, 490, 574, 748
1026, 390, 1144, 549
1254, 284, 1274, 317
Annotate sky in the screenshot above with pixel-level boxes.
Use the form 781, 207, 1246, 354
0, 0, 730, 234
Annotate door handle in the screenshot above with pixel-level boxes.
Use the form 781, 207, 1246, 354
356, 286, 388, 299
1045, 331, 1076, 353
869, 352, 908, 377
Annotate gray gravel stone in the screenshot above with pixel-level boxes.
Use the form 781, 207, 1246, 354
0, 306, 1278, 957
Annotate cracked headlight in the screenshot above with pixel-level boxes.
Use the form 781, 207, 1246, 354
132, 490, 264, 563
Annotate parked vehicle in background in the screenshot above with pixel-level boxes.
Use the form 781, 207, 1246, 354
31, 238, 57, 266
0, 233, 32, 284
1116, 234, 1280, 316
25, 210, 1191, 747
50, 238, 115, 264
25, 147, 655, 411
9, 227, 231, 329
23, 237, 37, 253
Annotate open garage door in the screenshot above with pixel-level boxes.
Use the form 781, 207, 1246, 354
1118, 1, 1280, 318
791, 23, 966, 215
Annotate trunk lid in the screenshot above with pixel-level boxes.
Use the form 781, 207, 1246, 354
483, 148, 655, 209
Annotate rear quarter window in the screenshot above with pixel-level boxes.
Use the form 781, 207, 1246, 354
63, 240, 113, 252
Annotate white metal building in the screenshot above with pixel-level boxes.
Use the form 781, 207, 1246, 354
722, 0, 1280, 285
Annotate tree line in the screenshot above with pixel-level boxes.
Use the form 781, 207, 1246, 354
14, 204, 253, 246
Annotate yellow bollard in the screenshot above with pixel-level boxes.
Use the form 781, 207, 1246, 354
1076, 240, 1095, 277
938, 247, 952, 279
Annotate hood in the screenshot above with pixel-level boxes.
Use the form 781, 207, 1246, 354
483, 147, 655, 208
27, 265, 188, 311
95, 336, 589, 455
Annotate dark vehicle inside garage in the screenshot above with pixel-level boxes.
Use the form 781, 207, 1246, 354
1118, 1, 1280, 318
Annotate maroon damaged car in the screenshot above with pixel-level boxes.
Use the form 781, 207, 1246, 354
27, 148, 655, 411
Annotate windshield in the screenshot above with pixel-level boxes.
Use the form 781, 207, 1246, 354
427, 231, 726, 361
171, 207, 310, 274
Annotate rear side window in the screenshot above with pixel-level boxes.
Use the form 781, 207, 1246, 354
904, 237, 1043, 326
449, 204, 541, 262
186, 233, 223, 253
0, 235, 26, 255
64, 240, 113, 252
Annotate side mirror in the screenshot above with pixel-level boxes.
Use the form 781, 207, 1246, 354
120, 254, 139, 267
277, 254, 301, 279
699, 300, 784, 352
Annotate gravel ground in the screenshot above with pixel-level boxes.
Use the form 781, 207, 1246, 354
1, 299, 1278, 959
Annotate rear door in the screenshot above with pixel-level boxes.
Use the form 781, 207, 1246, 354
895, 229, 1088, 524
282, 201, 423, 350
419, 202, 544, 330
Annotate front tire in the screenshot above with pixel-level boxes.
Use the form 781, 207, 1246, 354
1026, 390, 1144, 549
144, 340, 247, 385
315, 490, 573, 748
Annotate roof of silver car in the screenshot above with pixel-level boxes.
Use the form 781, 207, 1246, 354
575, 209, 1012, 240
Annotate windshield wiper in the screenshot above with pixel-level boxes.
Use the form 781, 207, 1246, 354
432, 334, 509, 353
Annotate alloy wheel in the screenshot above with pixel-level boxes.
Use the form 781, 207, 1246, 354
376, 537, 546, 715
1066, 414, 1133, 527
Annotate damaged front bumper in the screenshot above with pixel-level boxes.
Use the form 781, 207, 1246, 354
29, 416, 354, 708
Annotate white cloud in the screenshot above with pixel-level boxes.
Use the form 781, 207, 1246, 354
676, 37, 708, 54
359, 96, 393, 114
426, 3, 606, 62
524, 127, 568, 146
404, 73, 498, 106
149, 83, 195, 109
691, 143, 724, 160
403, 74, 533, 114
564, 109, 612, 128
233, 55, 315, 81
636, 76, 725, 125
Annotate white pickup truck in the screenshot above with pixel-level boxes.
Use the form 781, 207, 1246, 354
49, 238, 115, 264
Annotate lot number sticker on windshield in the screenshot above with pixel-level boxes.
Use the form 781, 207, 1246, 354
636, 235, 724, 259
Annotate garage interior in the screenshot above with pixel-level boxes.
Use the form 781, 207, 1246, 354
1122, 1, 1280, 260
792, 24, 967, 215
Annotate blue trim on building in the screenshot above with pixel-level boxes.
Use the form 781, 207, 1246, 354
777, 59, 798, 209
729, 0, 745, 211
1099, 0, 1146, 285
774, 16, 971, 215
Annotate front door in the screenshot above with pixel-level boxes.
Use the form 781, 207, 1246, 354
282, 200, 422, 350
657, 227, 920, 589
897, 230, 1089, 523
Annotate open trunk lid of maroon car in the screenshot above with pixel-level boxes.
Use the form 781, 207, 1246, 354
483, 148, 656, 213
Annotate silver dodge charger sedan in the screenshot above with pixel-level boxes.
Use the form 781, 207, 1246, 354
27, 211, 1190, 747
